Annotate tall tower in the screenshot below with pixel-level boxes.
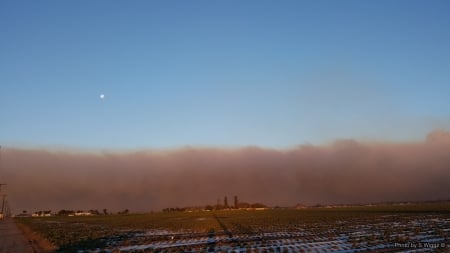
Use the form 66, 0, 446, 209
224, 196, 228, 208
234, 196, 238, 209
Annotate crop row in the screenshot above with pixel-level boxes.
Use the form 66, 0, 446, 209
15, 209, 450, 252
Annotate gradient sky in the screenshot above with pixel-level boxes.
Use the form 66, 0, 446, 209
1, 0, 450, 149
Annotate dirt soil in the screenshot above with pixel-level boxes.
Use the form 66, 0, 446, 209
0, 218, 33, 253
15, 220, 58, 253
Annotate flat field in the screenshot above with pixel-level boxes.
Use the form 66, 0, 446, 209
15, 203, 450, 253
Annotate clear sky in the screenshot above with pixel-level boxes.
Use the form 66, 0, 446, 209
1, 0, 449, 149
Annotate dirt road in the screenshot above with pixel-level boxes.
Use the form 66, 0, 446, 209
0, 218, 34, 253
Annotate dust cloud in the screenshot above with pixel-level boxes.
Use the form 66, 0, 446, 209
1, 130, 449, 213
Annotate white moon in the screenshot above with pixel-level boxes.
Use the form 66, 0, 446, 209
100, 94, 105, 99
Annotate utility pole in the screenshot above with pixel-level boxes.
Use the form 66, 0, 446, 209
0, 184, 5, 221
0, 146, 5, 191
1, 194, 6, 220
0, 145, 7, 220
5, 200, 10, 217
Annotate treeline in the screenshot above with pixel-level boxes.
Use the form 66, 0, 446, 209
163, 195, 268, 212
162, 202, 268, 212
28, 209, 131, 216
204, 202, 267, 211
56, 209, 130, 216
57, 209, 100, 216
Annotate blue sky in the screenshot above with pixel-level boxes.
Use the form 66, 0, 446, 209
1, 0, 449, 149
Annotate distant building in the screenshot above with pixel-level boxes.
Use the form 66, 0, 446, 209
32, 211, 52, 217
237, 202, 251, 209
75, 211, 93, 216
294, 204, 306, 209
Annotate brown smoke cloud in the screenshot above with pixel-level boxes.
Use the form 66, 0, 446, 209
1, 130, 450, 213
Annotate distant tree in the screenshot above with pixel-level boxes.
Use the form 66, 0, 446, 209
204, 205, 214, 211
250, 203, 267, 208
162, 207, 186, 212
237, 202, 250, 209
234, 196, 238, 209
103, 208, 108, 215
57, 209, 75, 216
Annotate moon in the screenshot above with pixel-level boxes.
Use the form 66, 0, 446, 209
99, 94, 105, 99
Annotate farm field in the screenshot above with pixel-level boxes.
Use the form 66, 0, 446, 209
15, 204, 450, 253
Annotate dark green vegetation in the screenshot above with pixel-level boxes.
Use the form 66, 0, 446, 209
17, 211, 223, 252
15, 203, 450, 253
